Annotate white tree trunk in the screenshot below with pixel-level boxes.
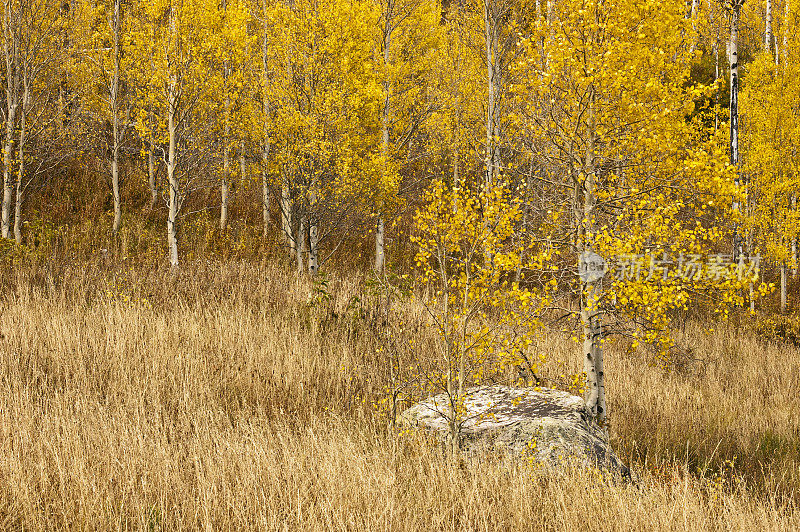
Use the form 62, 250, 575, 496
785, 0, 789, 60
111, 156, 121, 233
766, 0, 773, 52
582, 284, 605, 423
376, 12, 392, 274
730, 2, 742, 259
12, 74, 26, 245
148, 146, 157, 208
308, 218, 318, 275
1, 51, 16, 240
220, 142, 230, 231
483, 2, 499, 187
281, 167, 292, 253
308, 169, 319, 275
713, 39, 719, 130
793, 195, 798, 277
262, 152, 270, 239
12, 175, 21, 243
167, 100, 179, 267
261, 0, 271, 239
166, 6, 179, 267
375, 217, 385, 274
110, 0, 122, 235
781, 261, 787, 313
580, 89, 606, 426
220, 90, 231, 231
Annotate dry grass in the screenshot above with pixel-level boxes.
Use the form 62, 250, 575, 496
0, 258, 798, 530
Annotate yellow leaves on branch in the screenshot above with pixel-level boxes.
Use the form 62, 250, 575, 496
412, 179, 553, 388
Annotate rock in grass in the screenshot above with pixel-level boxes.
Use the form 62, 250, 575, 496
399, 385, 629, 477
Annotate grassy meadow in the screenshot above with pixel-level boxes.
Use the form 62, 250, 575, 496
0, 256, 798, 530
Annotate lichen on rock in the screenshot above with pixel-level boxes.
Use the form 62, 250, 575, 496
399, 385, 629, 477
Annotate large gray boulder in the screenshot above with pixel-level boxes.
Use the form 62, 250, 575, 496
399, 385, 629, 477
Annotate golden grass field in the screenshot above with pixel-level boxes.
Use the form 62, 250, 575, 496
0, 258, 798, 530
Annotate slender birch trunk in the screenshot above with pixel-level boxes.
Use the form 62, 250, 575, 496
781, 261, 787, 313
147, 39, 158, 209
111, 129, 121, 233
483, 1, 498, 187
375, 218, 385, 273
375, 11, 392, 274
218, 0, 235, 231
308, 217, 318, 275
308, 169, 319, 275
730, 1, 742, 259
713, 39, 719, 130
1, 18, 17, 240
220, 119, 230, 231
766, 0, 772, 52
12, 74, 27, 244
220, 6, 230, 233
166, 99, 179, 267
580, 89, 606, 426
261, 5, 271, 238
435, 248, 457, 454
148, 144, 157, 208
110, 0, 122, 234
12, 110, 25, 245
793, 195, 798, 277
262, 153, 270, 238
166, 5, 180, 267
784, 0, 789, 58
12, 167, 22, 243
281, 167, 292, 253
688, 0, 698, 52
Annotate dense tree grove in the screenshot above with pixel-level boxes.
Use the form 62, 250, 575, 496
1, 0, 797, 422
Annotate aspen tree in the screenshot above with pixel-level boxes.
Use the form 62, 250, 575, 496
212, 0, 249, 232
729, 0, 744, 260
2, 0, 71, 242
109, 0, 123, 234
84, 0, 129, 234
476, 0, 526, 187
740, 0, 800, 313
766, 0, 772, 51
374, 0, 440, 273
1, 0, 21, 239
272, 0, 382, 273
257, 0, 271, 239
412, 180, 552, 452
130, 0, 219, 266
518, 0, 756, 425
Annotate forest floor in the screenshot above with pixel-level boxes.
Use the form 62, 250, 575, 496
0, 258, 798, 530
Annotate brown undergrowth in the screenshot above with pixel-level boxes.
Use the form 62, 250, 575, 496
0, 259, 798, 530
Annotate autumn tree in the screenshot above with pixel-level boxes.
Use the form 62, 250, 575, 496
81, 0, 132, 235
1, 0, 75, 242
517, 0, 759, 424
373, 0, 440, 274
129, 0, 220, 266
208, 0, 250, 232
271, 0, 383, 274
412, 179, 551, 452
740, 0, 800, 312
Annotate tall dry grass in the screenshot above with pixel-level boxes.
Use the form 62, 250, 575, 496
0, 258, 798, 530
